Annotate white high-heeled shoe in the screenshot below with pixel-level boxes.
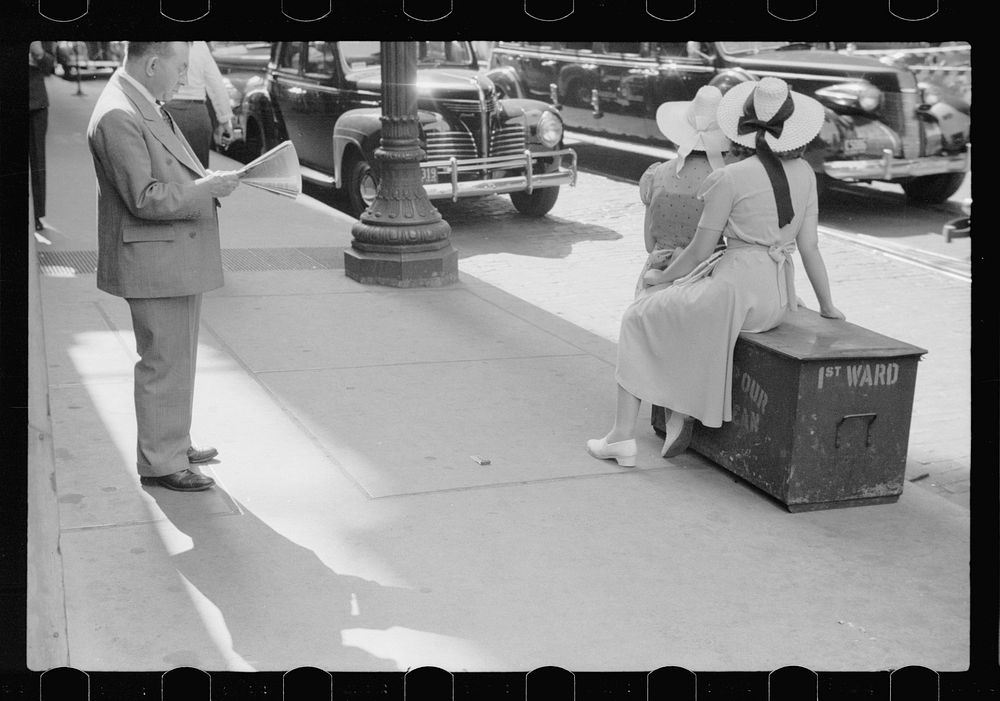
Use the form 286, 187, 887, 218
586, 437, 637, 467
661, 412, 695, 458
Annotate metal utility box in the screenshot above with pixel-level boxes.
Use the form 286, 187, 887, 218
651, 308, 927, 512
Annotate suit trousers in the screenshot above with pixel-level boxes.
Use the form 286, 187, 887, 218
29, 107, 48, 219
126, 294, 203, 477
164, 98, 213, 169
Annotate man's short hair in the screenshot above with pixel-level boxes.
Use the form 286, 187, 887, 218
125, 42, 190, 61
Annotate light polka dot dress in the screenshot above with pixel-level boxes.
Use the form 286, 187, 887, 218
634, 153, 717, 298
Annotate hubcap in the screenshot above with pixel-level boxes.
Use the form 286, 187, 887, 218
359, 169, 379, 206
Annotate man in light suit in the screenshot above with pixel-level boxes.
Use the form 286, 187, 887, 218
88, 42, 240, 491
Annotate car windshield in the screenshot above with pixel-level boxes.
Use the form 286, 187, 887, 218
338, 41, 475, 71
719, 41, 792, 55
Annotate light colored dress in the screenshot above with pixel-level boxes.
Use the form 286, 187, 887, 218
634, 154, 715, 298
616, 155, 817, 428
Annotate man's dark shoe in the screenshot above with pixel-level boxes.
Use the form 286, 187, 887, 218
187, 445, 219, 463
141, 469, 215, 492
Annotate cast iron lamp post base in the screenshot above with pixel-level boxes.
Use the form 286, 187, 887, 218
345, 41, 458, 288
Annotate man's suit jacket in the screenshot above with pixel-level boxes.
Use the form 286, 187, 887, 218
88, 69, 224, 298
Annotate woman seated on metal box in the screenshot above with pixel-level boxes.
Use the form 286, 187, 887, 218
634, 85, 732, 299
588, 77, 845, 467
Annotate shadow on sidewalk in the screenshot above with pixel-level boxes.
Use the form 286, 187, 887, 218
144, 485, 452, 671
301, 181, 624, 261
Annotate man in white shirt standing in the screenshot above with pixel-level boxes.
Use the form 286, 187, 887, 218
164, 40, 235, 168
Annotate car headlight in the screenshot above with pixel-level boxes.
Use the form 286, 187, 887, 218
536, 110, 563, 148
814, 81, 882, 113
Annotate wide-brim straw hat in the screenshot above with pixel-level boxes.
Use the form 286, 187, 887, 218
717, 77, 825, 153
655, 85, 731, 154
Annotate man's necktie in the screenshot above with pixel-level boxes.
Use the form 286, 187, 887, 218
159, 105, 176, 132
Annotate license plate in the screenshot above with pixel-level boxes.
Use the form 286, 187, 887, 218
420, 167, 437, 184
843, 138, 867, 155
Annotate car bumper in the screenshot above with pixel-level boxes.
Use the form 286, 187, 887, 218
823, 150, 970, 181
421, 148, 578, 201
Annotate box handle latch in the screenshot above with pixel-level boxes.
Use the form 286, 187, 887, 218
835, 413, 877, 449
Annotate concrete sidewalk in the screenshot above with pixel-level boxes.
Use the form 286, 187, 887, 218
29, 75, 970, 672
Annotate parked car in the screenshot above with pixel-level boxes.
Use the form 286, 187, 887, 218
208, 41, 274, 158
240, 41, 577, 216
489, 41, 971, 203
55, 41, 123, 79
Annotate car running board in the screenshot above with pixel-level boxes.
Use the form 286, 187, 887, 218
299, 165, 336, 187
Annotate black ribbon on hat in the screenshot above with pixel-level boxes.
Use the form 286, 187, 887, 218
737, 90, 796, 227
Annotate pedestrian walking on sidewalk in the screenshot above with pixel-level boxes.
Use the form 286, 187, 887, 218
163, 41, 234, 169
587, 77, 845, 467
634, 85, 732, 298
29, 40, 56, 233
87, 41, 242, 492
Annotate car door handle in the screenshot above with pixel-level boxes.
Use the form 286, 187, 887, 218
541, 60, 556, 67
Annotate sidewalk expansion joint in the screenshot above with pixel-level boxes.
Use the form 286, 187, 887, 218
252, 352, 594, 376
36, 247, 349, 275
366, 463, 692, 501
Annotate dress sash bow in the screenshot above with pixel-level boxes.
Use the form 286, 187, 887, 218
737, 92, 796, 227
728, 239, 798, 311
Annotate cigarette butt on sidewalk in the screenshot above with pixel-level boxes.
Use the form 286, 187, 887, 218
471, 455, 491, 466
909, 473, 930, 482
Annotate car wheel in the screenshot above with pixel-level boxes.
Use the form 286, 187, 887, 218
509, 186, 560, 217
244, 117, 270, 162
565, 79, 593, 108
345, 155, 379, 217
900, 172, 966, 204
815, 173, 837, 205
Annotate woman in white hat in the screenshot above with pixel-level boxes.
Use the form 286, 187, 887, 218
634, 85, 732, 298
587, 77, 844, 466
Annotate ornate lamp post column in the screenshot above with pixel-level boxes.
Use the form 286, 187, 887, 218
345, 41, 458, 287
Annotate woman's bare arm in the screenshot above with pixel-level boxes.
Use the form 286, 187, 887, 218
797, 216, 845, 319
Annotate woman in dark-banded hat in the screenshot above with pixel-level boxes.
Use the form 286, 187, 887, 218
587, 77, 845, 467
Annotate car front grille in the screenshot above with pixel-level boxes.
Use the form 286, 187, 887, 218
881, 91, 921, 159
424, 122, 528, 161
435, 95, 499, 113
424, 131, 479, 160
489, 124, 528, 158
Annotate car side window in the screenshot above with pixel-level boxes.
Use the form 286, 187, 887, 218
340, 41, 382, 71
277, 42, 302, 72
305, 41, 337, 78
655, 42, 688, 58
605, 42, 641, 55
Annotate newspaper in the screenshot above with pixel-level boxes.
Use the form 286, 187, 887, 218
237, 141, 302, 199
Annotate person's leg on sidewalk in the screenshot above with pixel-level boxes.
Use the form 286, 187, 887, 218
586, 384, 641, 467
28, 106, 48, 229
127, 295, 208, 482
164, 99, 213, 168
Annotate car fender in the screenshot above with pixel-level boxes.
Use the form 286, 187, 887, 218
242, 84, 283, 144
557, 63, 597, 94
496, 98, 555, 122
333, 108, 450, 188
333, 109, 383, 189
709, 68, 756, 95
485, 65, 525, 99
